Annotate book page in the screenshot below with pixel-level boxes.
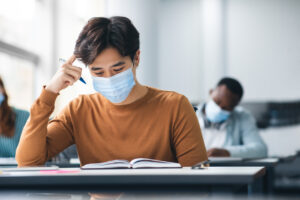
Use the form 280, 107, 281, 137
130, 158, 181, 169
81, 160, 131, 169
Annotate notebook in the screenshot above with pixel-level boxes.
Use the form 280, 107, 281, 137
81, 158, 181, 169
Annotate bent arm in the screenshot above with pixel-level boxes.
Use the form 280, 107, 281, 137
16, 88, 74, 166
173, 96, 208, 166
226, 112, 268, 158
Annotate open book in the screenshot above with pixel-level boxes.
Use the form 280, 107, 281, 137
81, 158, 181, 169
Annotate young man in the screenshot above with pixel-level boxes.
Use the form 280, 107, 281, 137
16, 17, 207, 167
196, 77, 267, 158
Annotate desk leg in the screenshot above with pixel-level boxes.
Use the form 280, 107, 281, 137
248, 177, 263, 196
265, 167, 275, 194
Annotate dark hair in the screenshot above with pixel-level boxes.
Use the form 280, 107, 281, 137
74, 16, 140, 65
217, 77, 244, 100
0, 77, 16, 137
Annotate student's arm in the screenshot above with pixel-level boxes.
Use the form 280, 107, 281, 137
225, 112, 268, 158
172, 96, 208, 166
15, 88, 77, 166
16, 55, 82, 166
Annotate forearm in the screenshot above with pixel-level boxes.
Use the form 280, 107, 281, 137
16, 88, 58, 166
226, 143, 268, 158
229, 112, 268, 158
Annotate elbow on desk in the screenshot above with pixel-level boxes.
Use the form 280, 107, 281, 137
15, 146, 47, 167
227, 143, 268, 158
254, 140, 268, 158
259, 143, 268, 158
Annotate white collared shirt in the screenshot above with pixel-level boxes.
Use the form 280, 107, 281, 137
196, 108, 227, 150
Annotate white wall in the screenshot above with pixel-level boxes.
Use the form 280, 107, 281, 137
51, 0, 105, 115
105, 0, 204, 103
158, 0, 203, 103
27, 0, 55, 102
158, 0, 300, 103
226, 0, 300, 101
201, 0, 227, 101
105, 0, 160, 88
49, 0, 300, 113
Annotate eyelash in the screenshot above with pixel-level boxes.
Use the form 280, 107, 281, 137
94, 67, 125, 75
113, 67, 124, 72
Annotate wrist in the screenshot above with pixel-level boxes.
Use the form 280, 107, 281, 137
40, 86, 59, 106
45, 85, 60, 94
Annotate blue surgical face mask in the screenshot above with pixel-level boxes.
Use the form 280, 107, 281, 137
205, 99, 231, 123
92, 68, 136, 103
0, 93, 5, 106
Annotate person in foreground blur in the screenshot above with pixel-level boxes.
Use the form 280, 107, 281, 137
196, 77, 267, 158
0, 77, 29, 157
16, 16, 207, 167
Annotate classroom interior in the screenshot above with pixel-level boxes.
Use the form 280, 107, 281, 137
0, 0, 300, 199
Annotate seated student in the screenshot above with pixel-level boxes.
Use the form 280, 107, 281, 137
196, 77, 267, 158
0, 77, 29, 157
16, 16, 207, 167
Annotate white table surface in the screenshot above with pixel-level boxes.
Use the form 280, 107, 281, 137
1, 166, 265, 176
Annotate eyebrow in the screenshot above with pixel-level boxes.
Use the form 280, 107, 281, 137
91, 61, 125, 71
112, 61, 125, 67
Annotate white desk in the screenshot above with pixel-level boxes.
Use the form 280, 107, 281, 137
208, 157, 279, 166
208, 157, 279, 194
0, 157, 17, 166
0, 167, 265, 195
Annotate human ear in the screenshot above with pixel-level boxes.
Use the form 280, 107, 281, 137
133, 50, 140, 68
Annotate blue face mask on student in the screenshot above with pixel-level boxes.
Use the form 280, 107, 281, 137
92, 68, 136, 103
0, 93, 5, 106
205, 99, 231, 123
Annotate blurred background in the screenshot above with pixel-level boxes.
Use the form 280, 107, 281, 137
1, 0, 299, 109
1, 0, 300, 193
2, 0, 300, 150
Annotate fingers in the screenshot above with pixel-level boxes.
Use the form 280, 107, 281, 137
206, 149, 212, 157
207, 148, 229, 157
63, 68, 81, 81
207, 148, 216, 157
57, 55, 83, 89
63, 73, 76, 86
60, 55, 81, 74
46, 56, 81, 93
59, 63, 82, 86
67, 55, 76, 65
63, 64, 82, 74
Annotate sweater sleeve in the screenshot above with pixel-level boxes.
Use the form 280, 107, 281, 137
226, 111, 268, 158
15, 87, 75, 166
172, 96, 208, 166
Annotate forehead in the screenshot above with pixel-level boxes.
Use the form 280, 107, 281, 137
215, 85, 232, 98
213, 85, 240, 103
89, 48, 129, 67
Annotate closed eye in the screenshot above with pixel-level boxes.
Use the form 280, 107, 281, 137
113, 67, 124, 72
95, 71, 104, 75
